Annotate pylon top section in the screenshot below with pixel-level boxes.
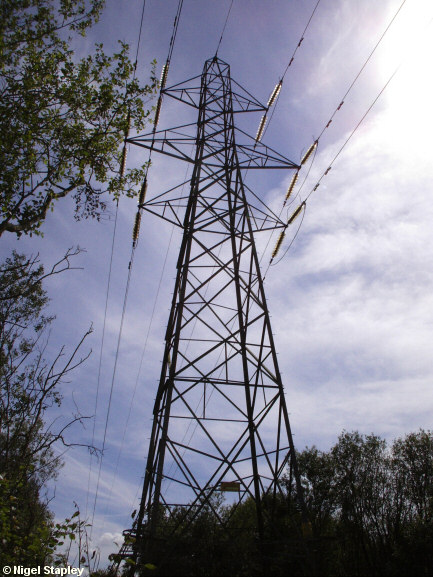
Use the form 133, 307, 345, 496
162, 56, 266, 114
128, 56, 300, 173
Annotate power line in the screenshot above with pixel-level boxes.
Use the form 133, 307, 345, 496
303, 5, 433, 204
282, 0, 322, 80
90, 246, 136, 532
90, 0, 187, 536
261, 0, 323, 140
316, 0, 408, 143
151, 0, 184, 135
216, 0, 234, 56
102, 160, 193, 526
306, 60, 410, 203
88, 0, 148, 532
265, 0, 414, 269
131, 0, 185, 251
237, 1, 322, 270
133, 0, 147, 76
85, 198, 119, 519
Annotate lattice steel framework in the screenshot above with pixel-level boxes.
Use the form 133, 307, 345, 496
120, 56, 306, 569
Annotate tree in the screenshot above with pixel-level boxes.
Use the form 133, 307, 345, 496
0, 249, 92, 565
392, 429, 433, 523
0, 0, 157, 237
330, 431, 393, 575
390, 430, 433, 576
294, 446, 337, 538
289, 431, 433, 577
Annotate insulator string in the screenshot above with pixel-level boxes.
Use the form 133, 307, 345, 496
263, 0, 415, 273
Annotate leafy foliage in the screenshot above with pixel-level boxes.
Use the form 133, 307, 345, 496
0, 0, 157, 237
0, 250, 92, 565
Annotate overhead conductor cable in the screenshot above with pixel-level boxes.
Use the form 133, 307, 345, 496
89, 0, 147, 531
266, 0, 410, 274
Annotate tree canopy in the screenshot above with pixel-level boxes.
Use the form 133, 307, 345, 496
0, 0, 157, 237
0, 249, 92, 566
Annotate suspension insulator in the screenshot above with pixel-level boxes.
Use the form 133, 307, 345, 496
154, 97, 163, 128
272, 231, 285, 259
287, 202, 305, 225
285, 172, 299, 202
132, 211, 142, 243
160, 63, 169, 90
300, 140, 318, 165
138, 179, 148, 205
267, 80, 282, 108
255, 114, 267, 142
125, 110, 131, 135
119, 144, 128, 177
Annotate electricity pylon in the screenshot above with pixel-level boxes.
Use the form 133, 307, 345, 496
119, 56, 307, 571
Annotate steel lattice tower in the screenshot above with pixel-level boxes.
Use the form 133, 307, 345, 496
120, 56, 307, 570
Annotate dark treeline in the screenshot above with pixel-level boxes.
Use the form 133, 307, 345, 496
293, 429, 433, 577
131, 429, 433, 577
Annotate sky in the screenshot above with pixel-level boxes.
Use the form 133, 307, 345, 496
2, 0, 433, 568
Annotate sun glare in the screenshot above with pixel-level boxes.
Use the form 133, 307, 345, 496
377, 0, 433, 149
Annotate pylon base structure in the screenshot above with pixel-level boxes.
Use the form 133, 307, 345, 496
118, 57, 309, 574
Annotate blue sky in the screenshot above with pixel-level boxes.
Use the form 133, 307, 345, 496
2, 0, 433, 567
